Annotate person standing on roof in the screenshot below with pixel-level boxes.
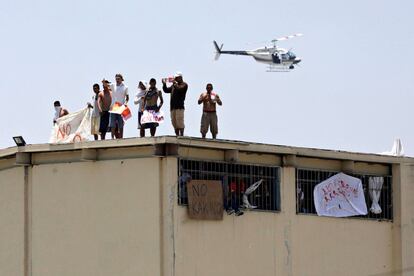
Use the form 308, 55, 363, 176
198, 83, 222, 139
109, 73, 129, 139
162, 71, 188, 136
90, 83, 101, 140
141, 78, 164, 137
134, 80, 147, 137
98, 79, 112, 140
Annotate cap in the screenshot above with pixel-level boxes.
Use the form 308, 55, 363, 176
102, 79, 111, 84
174, 71, 183, 78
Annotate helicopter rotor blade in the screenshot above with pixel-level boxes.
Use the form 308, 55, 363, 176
271, 33, 303, 43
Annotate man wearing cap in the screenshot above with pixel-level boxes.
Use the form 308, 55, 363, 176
109, 73, 129, 139
162, 72, 188, 136
98, 79, 113, 140
198, 83, 222, 139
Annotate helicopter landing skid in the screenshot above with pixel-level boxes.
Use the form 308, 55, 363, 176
266, 65, 292, 72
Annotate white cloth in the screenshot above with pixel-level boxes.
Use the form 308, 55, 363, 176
92, 94, 100, 117
110, 83, 128, 105
381, 138, 405, 156
54, 107, 62, 121
49, 107, 91, 144
368, 177, 384, 214
134, 80, 147, 112
313, 173, 368, 217
141, 110, 164, 124
242, 179, 263, 209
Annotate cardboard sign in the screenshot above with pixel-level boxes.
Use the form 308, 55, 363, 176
187, 180, 223, 220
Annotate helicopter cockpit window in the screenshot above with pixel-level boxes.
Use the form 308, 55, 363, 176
287, 51, 296, 59
281, 54, 289, 60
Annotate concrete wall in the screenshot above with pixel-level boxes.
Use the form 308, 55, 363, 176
0, 167, 25, 276
29, 158, 162, 276
400, 164, 414, 275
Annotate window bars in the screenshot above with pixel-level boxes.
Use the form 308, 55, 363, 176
178, 159, 281, 212
296, 169, 393, 220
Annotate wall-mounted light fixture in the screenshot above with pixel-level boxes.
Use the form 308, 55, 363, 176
13, 136, 26, 147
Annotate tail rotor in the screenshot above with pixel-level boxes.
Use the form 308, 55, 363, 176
213, 40, 223, 60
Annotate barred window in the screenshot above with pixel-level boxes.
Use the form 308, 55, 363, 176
296, 168, 393, 220
178, 159, 281, 212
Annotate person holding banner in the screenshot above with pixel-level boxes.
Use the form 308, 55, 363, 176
134, 80, 148, 137
109, 73, 129, 139
198, 83, 222, 139
98, 79, 112, 140
53, 101, 69, 124
141, 78, 163, 137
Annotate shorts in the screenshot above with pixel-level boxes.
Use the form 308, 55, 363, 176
171, 109, 185, 129
200, 112, 218, 135
109, 113, 124, 130
99, 111, 110, 133
91, 116, 100, 135
137, 111, 143, 129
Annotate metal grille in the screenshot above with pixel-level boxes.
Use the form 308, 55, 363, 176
296, 168, 393, 220
178, 159, 281, 212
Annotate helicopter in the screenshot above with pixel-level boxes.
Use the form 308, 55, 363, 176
213, 33, 303, 72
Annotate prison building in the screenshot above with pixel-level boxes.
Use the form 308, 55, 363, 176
0, 136, 413, 276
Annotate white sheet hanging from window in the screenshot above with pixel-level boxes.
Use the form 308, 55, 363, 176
368, 177, 384, 214
313, 173, 368, 217
242, 179, 263, 209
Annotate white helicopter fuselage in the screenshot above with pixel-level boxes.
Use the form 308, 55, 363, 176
248, 47, 300, 66
213, 34, 303, 71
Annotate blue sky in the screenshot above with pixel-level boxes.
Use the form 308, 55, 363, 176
1, 0, 413, 155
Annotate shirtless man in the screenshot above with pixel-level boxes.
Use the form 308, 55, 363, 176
141, 78, 163, 137
53, 101, 69, 124
98, 79, 113, 140
198, 83, 222, 139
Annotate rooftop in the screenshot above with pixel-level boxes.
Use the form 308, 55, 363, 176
1, 136, 413, 165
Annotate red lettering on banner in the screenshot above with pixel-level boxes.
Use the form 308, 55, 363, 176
57, 124, 71, 139
322, 179, 359, 203
72, 133, 82, 142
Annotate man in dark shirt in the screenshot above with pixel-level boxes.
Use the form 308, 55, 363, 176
162, 72, 188, 136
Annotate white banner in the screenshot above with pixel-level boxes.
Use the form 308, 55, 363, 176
141, 110, 164, 124
49, 107, 91, 144
313, 173, 367, 217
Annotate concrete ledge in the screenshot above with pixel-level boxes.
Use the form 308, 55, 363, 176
225, 149, 239, 162
154, 143, 179, 156
341, 160, 355, 174
283, 154, 297, 167
15, 152, 31, 166
81, 149, 97, 161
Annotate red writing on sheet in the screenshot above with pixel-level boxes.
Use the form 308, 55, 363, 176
321, 179, 358, 203
72, 133, 82, 142
57, 124, 72, 140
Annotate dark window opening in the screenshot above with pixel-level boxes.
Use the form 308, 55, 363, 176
178, 159, 281, 212
296, 168, 393, 221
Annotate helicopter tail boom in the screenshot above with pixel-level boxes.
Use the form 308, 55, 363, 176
213, 40, 250, 60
